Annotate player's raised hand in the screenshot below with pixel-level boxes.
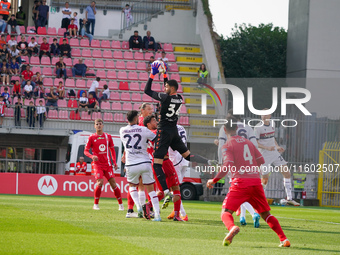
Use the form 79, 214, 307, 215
150, 61, 161, 75
207, 179, 215, 189
92, 156, 98, 161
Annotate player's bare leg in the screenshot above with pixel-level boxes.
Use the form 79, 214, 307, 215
280, 165, 300, 206
220, 209, 240, 246
108, 178, 124, 210
93, 179, 104, 210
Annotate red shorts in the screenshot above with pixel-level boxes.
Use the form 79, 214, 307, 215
154, 159, 179, 191
222, 184, 271, 214
93, 165, 115, 180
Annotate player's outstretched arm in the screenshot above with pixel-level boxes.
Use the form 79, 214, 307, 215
84, 137, 93, 159
144, 62, 168, 102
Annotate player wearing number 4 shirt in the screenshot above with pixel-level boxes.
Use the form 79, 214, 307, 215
254, 112, 300, 206
120, 110, 161, 221
84, 119, 124, 211
207, 119, 291, 248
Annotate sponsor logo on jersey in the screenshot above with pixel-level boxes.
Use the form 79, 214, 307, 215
99, 144, 106, 151
38, 176, 58, 195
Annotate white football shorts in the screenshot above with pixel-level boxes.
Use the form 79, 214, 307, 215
126, 162, 155, 185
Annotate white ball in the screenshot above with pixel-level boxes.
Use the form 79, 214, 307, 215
153, 60, 165, 73
280, 199, 287, 206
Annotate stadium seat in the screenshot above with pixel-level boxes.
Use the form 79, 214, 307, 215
103, 50, 113, 59
41, 56, 51, 65
124, 51, 133, 60
155, 52, 162, 60
154, 83, 162, 92
129, 82, 139, 91
44, 88, 50, 94
27, 26, 36, 34
21, 56, 29, 64
84, 59, 93, 68
120, 92, 131, 101
38, 37, 44, 44
80, 39, 90, 47
101, 40, 111, 48
76, 80, 86, 88
43, 78, 53, 87
54, 78, 64, 87
101, 101, 110, 110
94, 59, 104, 68
5, 108, 14, 117
86, 80, 93, 88
113, 51, 123, 59
81, 111, 91, 121
59, 37, 68, 45
59, 110, 68, 119
31, 66, 41, 74
20, 108, 25, 118
128, 71, 138, 80
140, 82, 146, 91
133, 103, 142, 111
57, 28, 66, 36
82, 49, 92, 58
107, 70, 117, 79
177, 83, 183, 93
65, 79, 75, 88
142, 94, 153, 102
180, 105, 187, 114
119, 81, 129, 90
37, 27, 47, 35
96, 70, 106, 79
113, 113, 121, 122
77, 89, 86, 98
24, 99, 34, 106
171, 73, 181, 82
69, 38, 79, 47
66, 68, 72, 77
91, 39, 100, 48
67, 99, 78, 108
111, 102, 121, 110
136, 62, 146, 70
110, 92, 120, 100
131, 93, 141, 102
117, 71, 127, 80
51, 57, 59, 65
47, 27, 57, 35
108, 81, 118, 90
138, 72, 148, 81
111, 41, 121, 49
103, 112, 113, 122
144, 52, 153, 60
30, 56, 40, 65
72, 48, 81, 57
70, 110, 81, 120
169, 63, 179, 72
93, 113, 103, 121
48, 37, 54, 44
122, 102, 132, 111
34, 98, 45, 106
115, 61, 125, 70
64, 58, 72, 66
48, 110, 58, 119
121, 41, 129, 50
163, 43, 173, 52
92, 49, 102, 58
72, 58, 79, 65
19, 26, 25, 34
105, 60, 115, 69
134, 52, 144, 60
168, 53, 176, 62
126, 61, 136, 70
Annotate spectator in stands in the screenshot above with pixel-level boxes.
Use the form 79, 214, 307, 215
1, 86, 10, 105
122, 4, 133, 29
27, 37, 38, 57
32, 0, 40, 31
72, 58, 88, 78
59, 38, 71, 58
79, 18, 93, 43
87, 93, 98, 114
55, 56, 67, 79
8, 35, 17, 48
21, 64, 35, 89
147, 56, 154, 72
32, 72, 43, 85
78, 91, 89, 112
16, 6, 26, 27
85, 1, 97, 35
45, 87, 58, 112
0, 59, 8, 69
7, 14, 21, 35
24, 80, 33, 99
0, 44, 9, 62
197, 63, 209, 84
68, 18, 77, 38
9, 45, 21, 65
36, 99, 46, 129
36, 0, 49, 28
9, 57, 19, 76
14, 97, 22, 127
98, 84, 109, 107
17, 36, 28, 56
56, 81, 65, 99
143, 31, 158, 52
33, 81, 45, 98
76, 157, 87, 175
50, 38, 60, 57
26, 101, 36, 128
0, 0, 11, 21
39, 37, 50, 59
73, 12, 78, 28
0, 15, 6, 34
88, 76, 99, 99
12, 80, 21, 99
158, 51, 168, 64
0, 34, 6, 49
61, 2, 72, 29
0, 96, 4, 127
1, 65, 9, 85
129, 30, 142, 52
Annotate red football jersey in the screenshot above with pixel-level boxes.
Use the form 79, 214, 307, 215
214, 135, 264, 186
84, 132, 116, 167
0, 101, 5, 114
138, 115, 144, 126
76, 162, 87, 173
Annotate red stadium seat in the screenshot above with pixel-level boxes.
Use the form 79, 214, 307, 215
140, 82, 146, 91
92, 49, 102, 58
58, 28, 66, 36
19, 26, 25, 34
94, 59, 104, 68
42, 67, 52, 76
51, 57, 59, 65
27, 26, 36, 34
76, 80, 86, 88
72, 48, 81, 57
111, 41, 121, 49
167, 53, 176, 62
80, 39, 90, 47
129, 82, 139, 91
177, 83, 183, 93
82, 48, 92, 58
126, 61, 136, 70
54, 78, 64, 87
59, 110, 68, 119
171, 73, 180, 82
67, 99, 78, 108
119, 81, 129, 90
128, 71, 138, 81
133, 103, 142, 111
48, 110, 58, 119
122, 102, 132, 111
69, 38, 79, 47
110, 92, 120, 101
24, 99, 34, 106
37, 27, 47, 35
35, 98, 45, 106
43, 78, 53, 87
41, 56, 51, 65
81, 111, 91, 121
101, 101, 110, 110
37, 37, 44, 44
153, 83, 162, 92
105, 60, 115, 69
96, 70, 106, 79
47, 27, 57, 35
131, 93, 141, 102
30, 56, 40, 65
86, 80, 93, 88
121, 41, 129, 50
64, 58, 72, 66
108, 81, 118, 90
142, 94, 153, 102
65, 79, 75, 88
31, 66, 41, 74
101, 40, 111, 48
155, 52, 162, 60
113, 51, 123, 59
91, 39, 100, 48
163, 43, 173, 52
117, 71, 127, 80
98, 81, 106, 90
103, 112, 113, 122
59, 37, 68, 45
115, 61, 125, 70
134, 52, 144, 60
107, 70, 117, 79
138, 72, 148, 81
5, 108, 14, 117
120, 92, 131, 101
84, 59, 93, 68
124, 51, 133, 60
169, 63, 178, 72
102, 50, 112, 59
92, 113, 103, 121
144, 52, 153, 60
180, 105, 187, 114
48, 37, 54, 44
111, 102, 121, 110
72, 58, 79, 65
136, 62, 146, 70
70, 110, 81, 120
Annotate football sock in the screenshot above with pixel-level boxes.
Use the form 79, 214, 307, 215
127, 190, 135, 210
138, 190, 146, 206
240, 204, 246, 218
180, 201, 186, 217
221, 211, 235, 231
113, 186, 123, 204
173, 190, 181, 216
94, 185, 102, 205
129, 186, 141, 211
148, 191, 160, 217
284, 178, 293, 200
185, 154, 208, 164
157, 191, 164, 201
265, 214, 287, 241
153, 163, 169, 192
243, 202, 255, 217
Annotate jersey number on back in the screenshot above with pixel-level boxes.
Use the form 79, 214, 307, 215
166, 104, 181, 117
124, 134, 142, 149
243, 144, 253, 164
238, 129, 247, 139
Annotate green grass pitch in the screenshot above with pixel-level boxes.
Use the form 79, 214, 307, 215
0, 195, 339, 255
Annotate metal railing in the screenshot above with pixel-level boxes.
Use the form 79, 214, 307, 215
0, 159, 65, 174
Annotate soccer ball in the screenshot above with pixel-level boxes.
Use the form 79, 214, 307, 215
280, 199, 287, 206
153, 60, 166, 73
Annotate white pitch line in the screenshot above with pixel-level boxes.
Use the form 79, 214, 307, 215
277, 216, 340, 225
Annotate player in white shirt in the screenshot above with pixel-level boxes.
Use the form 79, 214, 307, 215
122, 4, 133, 28
120, 110, 161, 221
254, 112, 300, 206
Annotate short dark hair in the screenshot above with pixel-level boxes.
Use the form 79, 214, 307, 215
103, 84, 108, 89
53, 38, 57, 41
126, 4, 130, 6
4, 87, 8, 91
39, 99, 43, 103
126, 110, 139, 123
227, 108, 242, 121
96, 77, 100, 81
31, 37, 35, 40
143, 115, 155, 127
11, 14, 15, 17
134, 30, 138, 33
224, 117, 238, 132
162, 51, 166, 54
63, 39, 67, 41
166, 80, 178, 91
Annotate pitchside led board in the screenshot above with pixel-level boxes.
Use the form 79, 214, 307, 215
0, 173, 130, 198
